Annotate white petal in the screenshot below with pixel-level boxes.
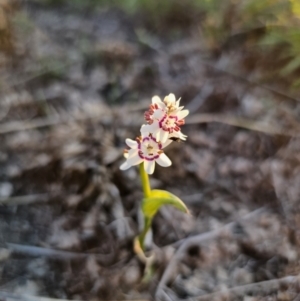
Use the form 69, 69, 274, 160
160, 130, 169, 143
179, 132, 187, 140
169, 131, 187, 141
166, 93, 176, 104
144, 160, 155, 174
162, 139, 173, 148
152, 96, 166, 110
153, 109, 164, 120
120, 161, 131, 170
128, 149, 138, 159
156, 153, 172, 167
152, 96, 162, 105
176, 98, 181, 107
170, 131, 180, 138
128, 154, 143, 166
142, 123, 159, 138
150, 121, 160, 132
177, 109, 189, 120
141, 124, 151, 134
173, 106, 184, 115
124, 152, 129, 159
125, 138, 138, 149
155, 130, 161, 141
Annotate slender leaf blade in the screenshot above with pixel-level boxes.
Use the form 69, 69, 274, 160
142, 189, 189, 218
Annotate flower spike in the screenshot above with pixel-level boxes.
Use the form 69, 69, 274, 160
120, 93, 188, 174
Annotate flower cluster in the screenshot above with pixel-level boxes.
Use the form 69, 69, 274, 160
120, 93, 189, 174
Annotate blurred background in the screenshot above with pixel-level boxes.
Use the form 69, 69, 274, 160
1, 0, 300, 300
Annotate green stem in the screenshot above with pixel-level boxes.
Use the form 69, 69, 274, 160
139, 163, 151, 198
138, 163, 152, 251
139, 216, 152, 250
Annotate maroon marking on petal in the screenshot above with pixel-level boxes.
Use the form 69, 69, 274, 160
150, 135, 157, 143
159, 114, 167, 129
150, 104, 158, 110
158, 114, 181, 134
169, 115, 178, 121
138, 151, 144, 159
144, 108, 154, 124
176, 119, 185, 125
144, 154, 159, 161
136, 138, 142, 150
148, 135, 162, 149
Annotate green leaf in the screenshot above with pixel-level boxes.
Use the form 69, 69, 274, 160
142, 189, 189, 218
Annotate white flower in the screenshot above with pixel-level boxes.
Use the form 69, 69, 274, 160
120, 135, 172, 174
142, 93, 189, 143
